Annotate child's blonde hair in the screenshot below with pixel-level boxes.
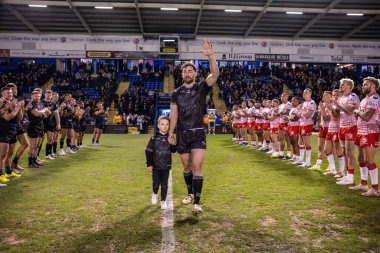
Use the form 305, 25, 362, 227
158, 115, 170, 124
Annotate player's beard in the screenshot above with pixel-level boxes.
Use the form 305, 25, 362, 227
183, 76, 194, 84
362, 87, 370, 95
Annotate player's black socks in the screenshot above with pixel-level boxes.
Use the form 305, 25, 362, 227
45, 143, 52, 156
12, 156, 19, 165
37, 144, 42, 157
184, 172, 194, 194
60, 139, 64, 149
28, 157, 33, 165
193, 176, 203, 205
5, 166, 12, 174
66, 138, 71, 148
52, 142, 57, 154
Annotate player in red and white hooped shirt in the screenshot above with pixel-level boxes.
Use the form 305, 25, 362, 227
239, 101, 249, 146
260, 100, 272, 151
350, 77, 380, 197
268, 99, 280, 158
257, 100, 267, 150
264, 100, 275, 154
310, 91, 331, 171
286, 97, 302, 164
254, 102, 264, 149
278, 93, 293, 159
247, 99, 257, 147
323, 90, 345, 177
297, 88, 317, 168
261, 99, 272, 152
231, 105, 241, 143
332, 78, 360, 185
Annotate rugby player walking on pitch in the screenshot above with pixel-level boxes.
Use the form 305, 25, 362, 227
169, 40, 219, 215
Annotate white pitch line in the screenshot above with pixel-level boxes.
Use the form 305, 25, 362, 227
161, 170, 175, 253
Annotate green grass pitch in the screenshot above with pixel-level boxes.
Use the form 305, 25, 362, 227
1, 134, 379, 252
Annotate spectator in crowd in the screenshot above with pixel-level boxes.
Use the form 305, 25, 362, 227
113, 112, 122, 124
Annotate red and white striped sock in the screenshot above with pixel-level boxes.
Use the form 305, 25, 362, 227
299, 146, 305, 162
347, 168, 355, 182
338, 155, 345, 174
316, 156, 322, 166
326, 153, 336, 172
359, 162, 368, 186
305, 146, 312, 164
368, 163, 378, 191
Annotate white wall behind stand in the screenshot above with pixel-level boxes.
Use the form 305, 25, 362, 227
0, 34, 380, 63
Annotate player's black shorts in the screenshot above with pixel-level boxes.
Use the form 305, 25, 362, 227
176, 128, 207, 154
44, 121, 55, 133
95, 123, 105, 130
61, 119, 73, 129
0, 129, 17, 144
79, 124, 86, 132
27, 126, 44, 138
73, 122, 80, 133
16, 123, 25, 136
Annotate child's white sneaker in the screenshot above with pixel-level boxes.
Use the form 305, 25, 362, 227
151, 193, 158, 205
161, 200, 168, 210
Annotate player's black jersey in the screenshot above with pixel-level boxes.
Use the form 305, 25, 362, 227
171, 81, 211, 131
27, 101, 44, 128
145, 132, 177, 171
42, 100, 58, 124
94, 108, 105, 125
0, 100, 17, 132
61, 103, 73, 121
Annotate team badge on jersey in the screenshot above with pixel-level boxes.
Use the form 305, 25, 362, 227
348, 133, 353, 138
362, 137, 367, 143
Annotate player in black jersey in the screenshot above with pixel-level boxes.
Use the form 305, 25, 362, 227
77, 101, 89, 148
51, 92, 60, 157
0, 87, 23, 185
169, 40, 219, 215
69, 98, 79, 151
5, 83, 28, 174
92, 101, 108, 145
27, 91, 51, 168
32, 88, 45, 163
59, 94, 75, 155
42, 90, 60, 160
71, 100, 81, 150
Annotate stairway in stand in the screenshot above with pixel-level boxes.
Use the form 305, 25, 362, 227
106, 81, 130, 123
147, 125, 155, 134
213, 85, 227, 115
44, 78, 55, 90
164, 61, 175, 94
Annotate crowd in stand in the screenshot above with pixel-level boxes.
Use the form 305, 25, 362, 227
0, 62, 55, 93
121, 62, 165, 85
217, 64, 380, 111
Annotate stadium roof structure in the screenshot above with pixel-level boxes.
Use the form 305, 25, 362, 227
1, 0, 380, 40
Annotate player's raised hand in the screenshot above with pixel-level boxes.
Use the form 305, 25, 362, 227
202, 40, 214, 57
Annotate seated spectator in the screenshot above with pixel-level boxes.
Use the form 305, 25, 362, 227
122, 113, 127, 124
113, 112, 122, 124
